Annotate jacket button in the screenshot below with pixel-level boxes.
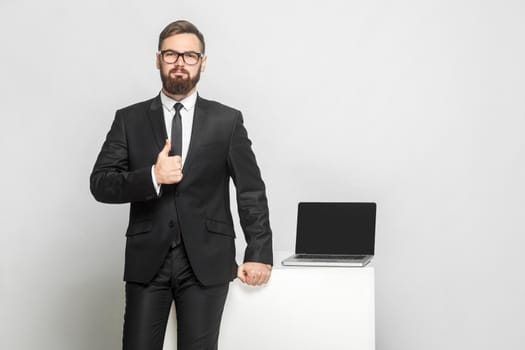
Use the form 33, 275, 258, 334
168, 220, 174, 228
175, 192, 180, 197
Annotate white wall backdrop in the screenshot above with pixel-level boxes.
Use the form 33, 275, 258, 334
1, 1, 524, 349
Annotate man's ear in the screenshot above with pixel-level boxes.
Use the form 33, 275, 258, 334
155, 53, 161, 70
200, 55, 207, 73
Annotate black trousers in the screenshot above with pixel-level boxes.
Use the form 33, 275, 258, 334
122, 243, 230, 350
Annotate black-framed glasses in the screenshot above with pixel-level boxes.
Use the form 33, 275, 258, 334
159, 50, 203, 65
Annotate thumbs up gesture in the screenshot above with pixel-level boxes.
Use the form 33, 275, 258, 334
154, 140, 183, 184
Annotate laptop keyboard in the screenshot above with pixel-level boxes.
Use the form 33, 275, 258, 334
296, 254, 366, 260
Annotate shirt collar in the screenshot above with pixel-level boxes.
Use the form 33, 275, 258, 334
160, 90, 198, 112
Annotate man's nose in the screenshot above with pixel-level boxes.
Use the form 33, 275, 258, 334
174, 54, 185, 66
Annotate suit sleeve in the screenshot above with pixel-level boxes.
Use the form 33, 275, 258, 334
227, 112, 273, 265
90, 111, 158, 204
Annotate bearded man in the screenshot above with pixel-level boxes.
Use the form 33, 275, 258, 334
90, 20, 273, 350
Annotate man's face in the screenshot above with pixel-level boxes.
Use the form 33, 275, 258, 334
156, 33, 206, 98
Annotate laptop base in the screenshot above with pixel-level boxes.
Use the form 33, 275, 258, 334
281, 254, 372, 267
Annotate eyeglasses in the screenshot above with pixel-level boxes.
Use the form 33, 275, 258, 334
159, 50, 203, 65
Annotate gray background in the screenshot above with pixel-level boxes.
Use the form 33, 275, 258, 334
1, 0, 524, 349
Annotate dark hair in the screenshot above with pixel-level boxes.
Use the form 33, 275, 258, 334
158, 20, 205, 53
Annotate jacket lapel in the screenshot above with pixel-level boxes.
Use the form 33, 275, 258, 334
148, 94, 167, 150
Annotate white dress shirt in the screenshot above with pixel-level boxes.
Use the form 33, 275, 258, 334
151, 90, 197, 193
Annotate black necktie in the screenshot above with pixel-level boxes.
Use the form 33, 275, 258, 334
169, 102, 183, 248
171, 103, 183, 156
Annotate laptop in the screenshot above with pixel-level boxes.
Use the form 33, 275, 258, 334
281, 202, 376, 267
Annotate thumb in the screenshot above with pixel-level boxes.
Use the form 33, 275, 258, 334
160, 139, 171, 156
237, 265, 247, 283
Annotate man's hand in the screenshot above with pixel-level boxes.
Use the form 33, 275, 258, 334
237, 262, 272, 286
154, 140, 183, 185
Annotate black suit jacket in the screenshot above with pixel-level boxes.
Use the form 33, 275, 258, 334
90, 94, 273, 286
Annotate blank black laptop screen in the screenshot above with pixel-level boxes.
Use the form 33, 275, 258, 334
295, 202, 376, 255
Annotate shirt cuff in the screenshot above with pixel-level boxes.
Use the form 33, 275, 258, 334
151, 165, 161, 195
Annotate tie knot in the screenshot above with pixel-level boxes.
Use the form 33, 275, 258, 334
174, 103, 184, 113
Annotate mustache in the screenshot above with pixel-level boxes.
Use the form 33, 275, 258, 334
169, 68, 189, 75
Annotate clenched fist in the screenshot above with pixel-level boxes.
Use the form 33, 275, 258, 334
237, 262, 272, 286
154, 140, 183, 184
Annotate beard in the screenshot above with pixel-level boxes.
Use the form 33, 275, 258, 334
161, 67, 201, 96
